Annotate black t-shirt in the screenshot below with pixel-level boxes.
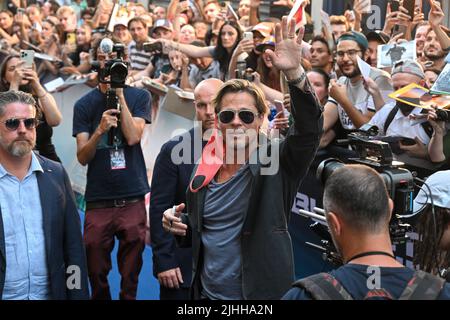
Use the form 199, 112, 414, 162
72, 86, 152, 202
282, 264, 450, 300
36, 113, 60, 162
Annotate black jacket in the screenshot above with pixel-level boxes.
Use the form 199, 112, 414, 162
0, 154, 89, 300
150, 128, 207, 287
181, 84, 324, 299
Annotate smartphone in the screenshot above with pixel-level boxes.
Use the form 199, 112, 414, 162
143, 42, 163, 53
20, 50, 35, 68
390, 0, 400, 12
243, 31, 253, 42
66, 32, 76, 45
403, 0, 416, 20
274, 99, 285, 114
220, 1, 230, 9
17, 8, 26, 14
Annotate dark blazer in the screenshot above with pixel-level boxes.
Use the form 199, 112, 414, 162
150, 128, 206, 289
182, 84, 324, 300
0, 154, 89, 300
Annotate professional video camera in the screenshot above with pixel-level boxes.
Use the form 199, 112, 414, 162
92, 39, 128, 88
300, 124, 415, 266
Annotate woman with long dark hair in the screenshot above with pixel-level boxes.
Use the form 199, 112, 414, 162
0, 54, 62, 162
159, 20, 242, 81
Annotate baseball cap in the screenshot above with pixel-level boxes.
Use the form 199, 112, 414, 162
337, 31, 369, 51
392, 59, 425, 79
366, 30, 390, 45
252, 22, 273, 38
256, 36, 275, 52
152, 19, 173, 33
413, 170, 450, 212
113, 18, 129, 29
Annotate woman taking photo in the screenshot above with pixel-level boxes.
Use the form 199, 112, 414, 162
160, 20, 241, 81
0, 54, 62, 162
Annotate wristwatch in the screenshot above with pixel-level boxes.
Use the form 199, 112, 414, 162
286, 72, 307, 86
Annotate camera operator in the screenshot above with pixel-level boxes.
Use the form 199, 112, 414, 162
283, 164, 450, 300
72, 36, 151, 300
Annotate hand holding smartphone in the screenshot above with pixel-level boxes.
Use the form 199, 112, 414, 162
20, 50, 35, 68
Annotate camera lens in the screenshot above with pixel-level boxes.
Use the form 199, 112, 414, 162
316, 159, 344, 185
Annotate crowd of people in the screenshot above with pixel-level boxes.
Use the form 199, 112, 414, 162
0, 0, 450, 301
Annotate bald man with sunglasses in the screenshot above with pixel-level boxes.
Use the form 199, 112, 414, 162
163, 17, 324, 300
0, 90, 89, 300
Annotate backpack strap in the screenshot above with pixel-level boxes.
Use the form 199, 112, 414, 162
383, 105, 400, 135
293, 273, 354, 300
419, 108, 434, 138
399, 270, 446, 300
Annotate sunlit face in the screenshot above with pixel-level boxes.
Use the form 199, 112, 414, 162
180, 24, 196, 44
203, 3, 219, 24
5, 57, 29, 86
59, 11, 77, 32
217, 91, 263, 151
331, 23, 347, 41
307, 71, 328, 105
220, 25, 238, 51
113, 25, 129, 42
310, 40, 332, 69
424, 30, 446, 60
129, 21, 148, 43
415, 25, 429, 55
0, 102, 36, 158
194, 22, 208, 40
27, 7, 41, 24
0, 12, 13, 30
194, 83, 220, 130
153, 7, 166, 20
76, 26, 91, 46
238, 0, 251, 18
336, 40, 363, 78
41, 21, 54, 38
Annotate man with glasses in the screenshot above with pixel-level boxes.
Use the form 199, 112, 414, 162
0, 90, 89, 300
162, 17, 323, 300
321, 31, 393, 148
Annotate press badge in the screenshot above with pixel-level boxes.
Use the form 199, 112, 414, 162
110, 148, 126, 170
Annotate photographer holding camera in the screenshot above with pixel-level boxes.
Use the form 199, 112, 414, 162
72, 36, 151, 300
283, 164, 450, 300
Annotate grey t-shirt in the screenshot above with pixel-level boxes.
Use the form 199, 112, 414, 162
201, 164, 253, 300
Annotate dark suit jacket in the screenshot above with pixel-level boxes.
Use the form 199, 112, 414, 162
0, 154, 89, 300
150, 128, 207, 288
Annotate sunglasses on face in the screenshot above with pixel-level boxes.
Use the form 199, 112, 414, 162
218, 109, 259, 124
1, 118, 40, 131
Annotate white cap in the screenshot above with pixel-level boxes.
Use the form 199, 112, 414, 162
413, 170, 450, 212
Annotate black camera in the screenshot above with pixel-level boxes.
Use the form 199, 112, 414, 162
436, 109, 449, 122
92, 43, 128, 88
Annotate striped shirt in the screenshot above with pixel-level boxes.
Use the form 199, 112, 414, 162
128, 40, 152, 71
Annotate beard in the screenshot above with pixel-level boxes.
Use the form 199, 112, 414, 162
424, 47, 446, 60
3, 139, 35, 157
339, 63, 361, 78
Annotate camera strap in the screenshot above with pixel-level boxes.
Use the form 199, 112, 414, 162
346, 251, 396, 264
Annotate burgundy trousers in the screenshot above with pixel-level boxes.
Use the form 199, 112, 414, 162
84, 200, 146, 300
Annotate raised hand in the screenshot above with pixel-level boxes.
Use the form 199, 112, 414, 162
264, 16, 305, 80
428, 0, 444, 28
